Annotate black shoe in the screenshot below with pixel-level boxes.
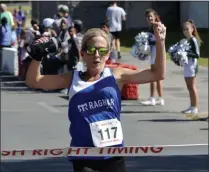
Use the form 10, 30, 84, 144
27, 37, 61, 61
118, 52, 122, 59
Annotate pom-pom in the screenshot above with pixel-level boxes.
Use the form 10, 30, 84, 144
168, 39, 191, 66
130, 32, 155, 61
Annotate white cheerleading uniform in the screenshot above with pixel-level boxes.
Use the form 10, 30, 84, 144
184, 58, 198, 77
150, 45, 156, 65
183, 37, 200, 77
147, 27, 156, 65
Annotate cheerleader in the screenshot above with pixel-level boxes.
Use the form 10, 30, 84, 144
181, 20, 202, 115
140, 8, 165, 106
25, 22, 166, 172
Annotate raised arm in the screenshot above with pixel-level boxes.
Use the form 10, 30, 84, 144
25, 60, 71, 90
25, 37, 72, 90
114, 22, 166, 86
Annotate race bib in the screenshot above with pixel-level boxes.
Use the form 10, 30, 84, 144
89, 119, 123, 147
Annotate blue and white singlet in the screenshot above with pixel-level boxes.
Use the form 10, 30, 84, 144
68, 68, 124, 160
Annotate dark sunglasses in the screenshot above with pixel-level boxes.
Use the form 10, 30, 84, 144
86, 47, 109, 56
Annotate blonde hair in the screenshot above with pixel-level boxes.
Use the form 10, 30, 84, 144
145, 8, 161, 22
184, 20, 203, 46
81, 28, 111, 51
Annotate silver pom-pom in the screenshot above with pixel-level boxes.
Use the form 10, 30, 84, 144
168, 39, 191, 66
130, 32, 154, 61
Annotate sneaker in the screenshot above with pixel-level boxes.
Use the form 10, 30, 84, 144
156, 97, 165, 106
61, 88, 68, 95
191, 108, 198, 115
140, 97, 156, 106
117, 52, 122, 59
181, 107, 198, 115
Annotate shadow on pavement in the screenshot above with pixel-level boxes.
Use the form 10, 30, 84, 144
200, 128, 209, 131
59, 95, 69, 101
122, 110, 178, 114
54, 104, 69, 107
138, 118, 208, 122
1, 156, 208, 172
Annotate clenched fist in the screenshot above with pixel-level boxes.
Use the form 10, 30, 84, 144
153, 22, 166, 42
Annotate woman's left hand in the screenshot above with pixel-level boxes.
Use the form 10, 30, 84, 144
153, 22, 166, 42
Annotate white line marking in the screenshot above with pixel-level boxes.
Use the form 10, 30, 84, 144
37, 102, 60, 113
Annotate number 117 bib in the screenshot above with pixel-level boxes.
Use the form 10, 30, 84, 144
89, 118, 123, 147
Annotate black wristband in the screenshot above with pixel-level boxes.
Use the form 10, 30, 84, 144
27, 37, 61, 61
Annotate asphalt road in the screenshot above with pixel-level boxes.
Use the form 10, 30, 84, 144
1, 53, 208, 172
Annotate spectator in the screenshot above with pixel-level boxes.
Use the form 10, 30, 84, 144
13, 6, 25, 39
100, 19, 116, 62
67, 26, 81, 70
18, 29, 32, 79
0, 4, 15, 27
65, 19, 84, 71
52, 4, 73, 35
74, 19, 84, 49
106, 1, 126, 59
52, 14, 63, 35
61, 5, 74, 27
24, 19, 41, 46
30, 19, 41, 39
0, 17, 12, 47
42, 18, 57, 37
18, 29, 29, 64
18, 6, 26, 26
100, 20, 113, 46
59, 18, 70, 42
13, 8, 17, 17
11, 25, 18, 48
53, 4, 64, 20
59, 18, 70, 65
0, 17, 12, 72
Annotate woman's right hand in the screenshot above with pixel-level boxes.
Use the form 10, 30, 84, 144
25, 36, 71, 90
27, 37, 50, 61
27, 37, 60, 61
34, 36, 50, 44
153, 22, 166, 42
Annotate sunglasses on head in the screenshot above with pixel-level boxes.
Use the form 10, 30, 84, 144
86, 47, 109, 56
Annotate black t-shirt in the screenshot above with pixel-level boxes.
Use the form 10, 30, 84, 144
68, 36, 80, 61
